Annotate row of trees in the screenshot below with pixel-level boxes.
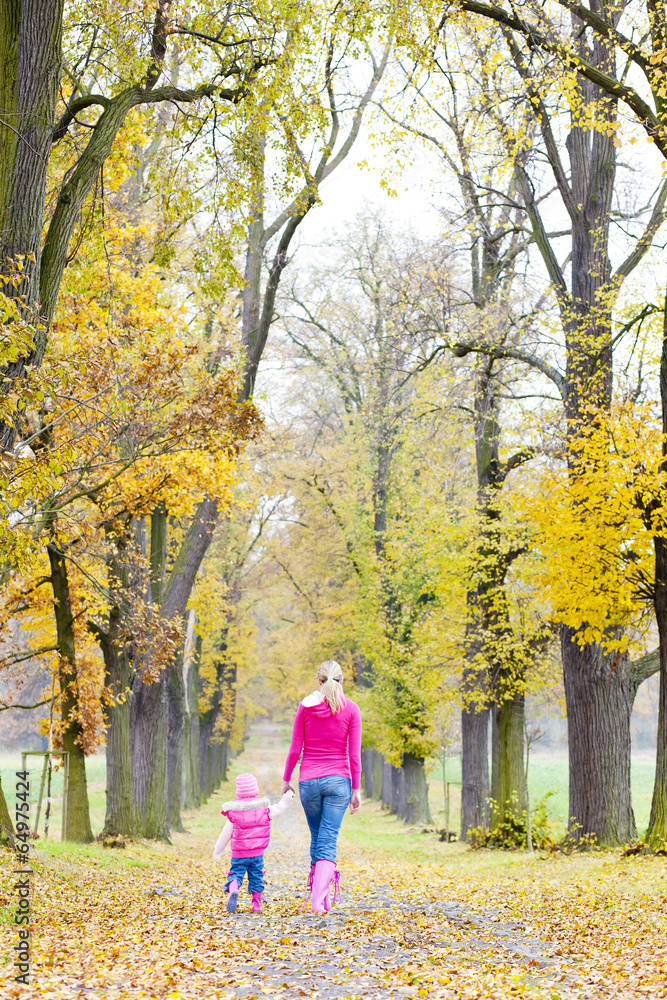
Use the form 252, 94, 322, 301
1, 0, 667, 851
238, 1, 667, 847
0, 0, 395, 843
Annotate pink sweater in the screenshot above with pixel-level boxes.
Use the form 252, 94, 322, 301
283, 695, 362, 789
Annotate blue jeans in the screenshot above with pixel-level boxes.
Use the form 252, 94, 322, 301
299, 776, 351, 863
224, 854, 264, 894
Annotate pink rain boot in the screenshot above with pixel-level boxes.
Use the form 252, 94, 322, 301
307, 863, 315, 890
226, 879, 239, 913
251, 891, 262, 913
311, 860, 336, 914
322, 868, 341, 911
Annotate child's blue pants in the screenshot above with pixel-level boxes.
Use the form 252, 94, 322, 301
224, 854, 264, 894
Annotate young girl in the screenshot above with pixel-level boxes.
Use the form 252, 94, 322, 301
213, 772, 293, 914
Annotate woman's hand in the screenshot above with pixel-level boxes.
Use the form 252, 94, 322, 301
282, 780, 294, 795
349, 789, 361, 814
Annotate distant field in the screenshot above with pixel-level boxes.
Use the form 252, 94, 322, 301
425, 752, 657, 839
0, 744, 658, 841
1, 751, 106, 841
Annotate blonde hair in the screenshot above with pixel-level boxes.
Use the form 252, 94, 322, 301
318, 660, 346, 714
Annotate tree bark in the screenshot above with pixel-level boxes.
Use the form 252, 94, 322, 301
648, 538, 667, 847
130, 667, 169, 840
562, 626, 636, 845
381, 759, 393, 809
0, 0, 63, 305
101, 634, 133, 837
0, 0, 65, 448
362, 748, 376, 798
131, 498, 218, 838
647, 294, 667, 848
403, 753, 432, 825
390, 765, 406, 818
182, 630, 201, 810
167, 644, 186, 832
373, 751, 384, 801
98, 532, 134, 838
461, 673, 490, 839
47, 540, 94, 843
491, 692, 526, 825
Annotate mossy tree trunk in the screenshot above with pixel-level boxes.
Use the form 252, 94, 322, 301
182, 631, 202, 811
390, 765, 406, 818
47, 539, 93, 843
461, 679, 490, 839
362, 748, 376, 798
167, 645, 187, 832
96, 527, 134, 838
131, 500, 218, 839
491, 692, 526, 826
403, 753, 432, 825
101, 633, 133, 838
381, 759, 392, 810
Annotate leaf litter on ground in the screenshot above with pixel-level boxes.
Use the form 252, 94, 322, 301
2, 728, 666, 999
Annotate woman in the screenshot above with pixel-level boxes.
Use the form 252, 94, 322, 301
282, 660, 362, 913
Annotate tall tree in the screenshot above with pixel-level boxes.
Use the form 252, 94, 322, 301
0, 1, 275, 448
274, 216, 460, 823
429, 7, 667, 844
381, 37, 552, 836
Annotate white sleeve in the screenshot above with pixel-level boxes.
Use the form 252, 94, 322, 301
213, 821, 232, 859
269, 789, 295, 820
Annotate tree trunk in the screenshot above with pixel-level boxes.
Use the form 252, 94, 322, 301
461, 669, 490, 839
182, 631, 201, 810
0, 0, 63, 299
362, 748, 376, 798
0, 771, 14, 847
491, 692, 526, 825
198, 635, 231, 801
47, 540, 94, 843
131, 669, 169, 840
220, 732, 230, 785
390, 765, 406, 818
131, 499, 218, 838
373, 752, 384, 800
562, 626, 636, 845
648, 295, 667, 848
381, 759, 393, 809
648, 538, 667, 848
167, 645, 186, 832
403, 753, 432, 825
100, 636, 133, 837
99, 535, 134, 838
198, 711, 217, 803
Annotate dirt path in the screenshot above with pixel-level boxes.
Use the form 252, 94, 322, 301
6, 720, 627, 1000
171, 721, 569, 1000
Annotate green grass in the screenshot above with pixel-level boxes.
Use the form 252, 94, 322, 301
0, 741, 658, 844
1, 751, 107, 841
424, 750, 656, 839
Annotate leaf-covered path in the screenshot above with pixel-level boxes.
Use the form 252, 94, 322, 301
2, 722, 666, 999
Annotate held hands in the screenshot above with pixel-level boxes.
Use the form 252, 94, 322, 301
349, 789, 361, 814
282, 780, 294, 795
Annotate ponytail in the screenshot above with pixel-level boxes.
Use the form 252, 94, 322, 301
318, 660, 346, 714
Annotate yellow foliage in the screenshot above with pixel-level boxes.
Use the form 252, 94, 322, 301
514, 401, 663, 652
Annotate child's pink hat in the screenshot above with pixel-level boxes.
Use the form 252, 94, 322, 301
235, 773, 259, 798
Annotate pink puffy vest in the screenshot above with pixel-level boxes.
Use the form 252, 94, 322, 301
222, 797, 271, 858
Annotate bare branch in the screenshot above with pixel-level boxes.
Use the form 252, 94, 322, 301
632, 648, 659, 686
